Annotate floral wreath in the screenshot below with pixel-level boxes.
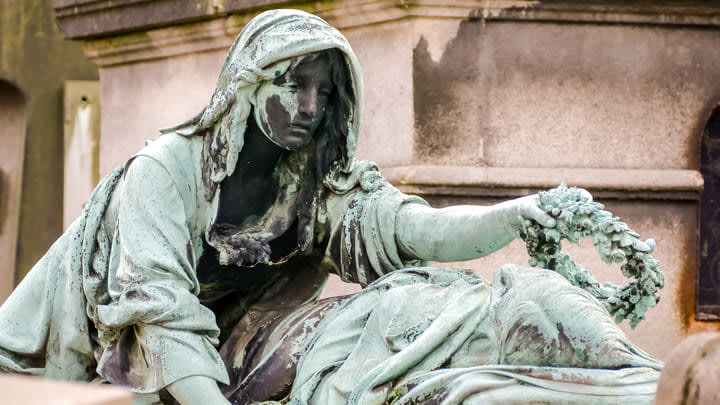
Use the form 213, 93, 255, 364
518, 184, 664, 328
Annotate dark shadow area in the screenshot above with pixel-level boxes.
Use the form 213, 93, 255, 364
697, 104, 720, 319
413, 20, 486, 165
0, 79, 27, 291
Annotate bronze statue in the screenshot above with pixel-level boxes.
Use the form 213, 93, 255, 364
0, 9, 662, 405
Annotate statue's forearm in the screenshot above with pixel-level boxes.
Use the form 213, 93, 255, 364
396, 203, 516, 262
395, 196, 555, 263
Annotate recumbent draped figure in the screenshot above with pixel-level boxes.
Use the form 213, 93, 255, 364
0, 9, 663, 405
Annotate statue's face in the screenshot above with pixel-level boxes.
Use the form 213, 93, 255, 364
254, 54, 333, 150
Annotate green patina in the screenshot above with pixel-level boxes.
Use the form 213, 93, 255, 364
0, 8, 665, 405
519, 183, 664, 328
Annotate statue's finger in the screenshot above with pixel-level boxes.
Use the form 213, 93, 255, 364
632, 239, 651, 252
530, 206, 556, 228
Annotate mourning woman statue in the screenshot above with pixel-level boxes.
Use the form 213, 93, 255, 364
0, 9, 662, 405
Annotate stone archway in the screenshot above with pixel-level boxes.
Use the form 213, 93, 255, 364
697, 104, 720, 319
0, 80, 26, 302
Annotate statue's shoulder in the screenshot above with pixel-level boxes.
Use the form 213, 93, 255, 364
126, 132, 203, 201
133, 133, 200, 166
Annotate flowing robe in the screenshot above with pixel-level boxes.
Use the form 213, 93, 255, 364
285, 266, 662, 405
0, 133, 663, 405
0, 132, 425, 394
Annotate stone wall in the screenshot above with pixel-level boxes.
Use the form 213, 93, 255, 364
0, 375, 131, 405
0, 0, 98, 296
52, 0, 720, 359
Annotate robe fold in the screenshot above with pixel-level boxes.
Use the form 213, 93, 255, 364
0, 133, 424, 394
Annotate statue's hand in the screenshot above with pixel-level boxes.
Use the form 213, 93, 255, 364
509, 188, 593, 231
505, 194, 557, 232
519, 183, 661, 327
211, 223, 272, 266
226, 233, 272, 266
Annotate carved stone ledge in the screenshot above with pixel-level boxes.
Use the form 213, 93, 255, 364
79, 2, 409, 66
382, 165, 704, 200
82, 17, 241, 67
410, 0, 720, 27
52, 0, 296, 39
54, 0, 720, 41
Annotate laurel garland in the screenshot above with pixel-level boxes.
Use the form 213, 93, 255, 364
518, 184, 664, 328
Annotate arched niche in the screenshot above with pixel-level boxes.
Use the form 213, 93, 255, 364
0, 80, 26, 303
697, 104, 720, 319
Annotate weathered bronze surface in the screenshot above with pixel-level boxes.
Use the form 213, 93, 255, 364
0, 9, 664, 405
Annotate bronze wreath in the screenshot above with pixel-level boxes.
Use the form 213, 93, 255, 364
519, 184, 664, 328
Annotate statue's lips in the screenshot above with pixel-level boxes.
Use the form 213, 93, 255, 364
290, 123, 312, 133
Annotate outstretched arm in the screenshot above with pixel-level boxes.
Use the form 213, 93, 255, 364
395, 194, 556, 262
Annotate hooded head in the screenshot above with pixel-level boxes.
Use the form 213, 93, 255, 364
162, 9, 363, 200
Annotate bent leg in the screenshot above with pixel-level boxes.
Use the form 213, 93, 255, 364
483, 264, 662, 370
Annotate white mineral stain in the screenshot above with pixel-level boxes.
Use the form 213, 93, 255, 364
254, 80, 301, 128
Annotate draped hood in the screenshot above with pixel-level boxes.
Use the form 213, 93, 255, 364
162, 9, 363, 200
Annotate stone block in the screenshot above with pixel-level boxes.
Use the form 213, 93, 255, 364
0, 375, 131, 405
656, 332, 720, 404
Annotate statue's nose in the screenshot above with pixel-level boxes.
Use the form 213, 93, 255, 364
298, 87, 319, 117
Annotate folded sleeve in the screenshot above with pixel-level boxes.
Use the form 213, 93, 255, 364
319, 165, 430, 287
95, 156, 228, 393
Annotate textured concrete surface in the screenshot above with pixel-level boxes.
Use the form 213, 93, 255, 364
382, 165, 703, 194
99, 50, 224, 175
63, 81, 100, 230
412, 19, 720, 170
0, 82, 25, 302
0, 0, 99, 285
0, 375, 131, 405
345, 20, 416, 167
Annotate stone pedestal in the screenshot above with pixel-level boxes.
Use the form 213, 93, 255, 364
0, 375, 131, 405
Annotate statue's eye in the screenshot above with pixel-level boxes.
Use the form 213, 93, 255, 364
282, 81, 299, 92
319, 87, 332, 97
